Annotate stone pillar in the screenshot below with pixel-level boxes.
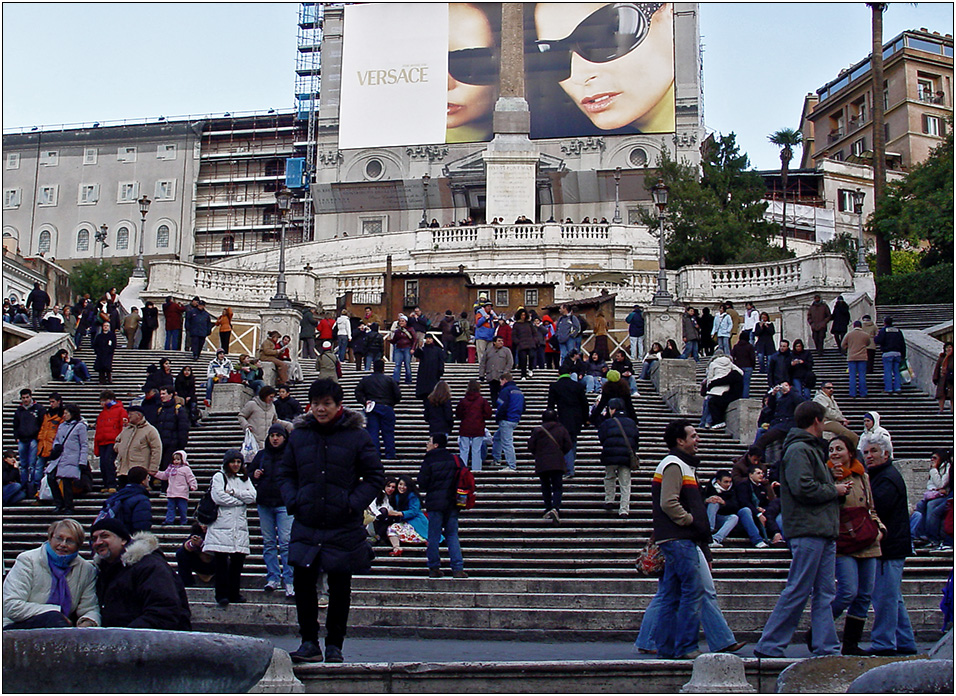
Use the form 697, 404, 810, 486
726, 398, 762, 446
259, 308, 303, 356
779, 304, 808, 345
643, 305, 685, 355
652, 358, 701, 416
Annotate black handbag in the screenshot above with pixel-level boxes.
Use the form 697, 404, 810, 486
195, 473, 221, 525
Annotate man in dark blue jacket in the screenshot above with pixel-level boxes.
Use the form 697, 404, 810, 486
185, 300, 212, 360
418, 433, 467, 579
278, 378, 384, 665
492, 373, 524, 472
874, 317, 907, 394
754, 381, 805, 453
103, 466, 153, 532
767, 339, 792, 387
626, 305, 645, 361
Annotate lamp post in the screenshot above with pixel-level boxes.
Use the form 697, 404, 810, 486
612, 167, 623, 223
270, 187, 293, 309
95, 224, 109, 258
420, 173, 431, 228
133, 195, 151, 278
853, 188, 868, 273
651, 179, 672, 306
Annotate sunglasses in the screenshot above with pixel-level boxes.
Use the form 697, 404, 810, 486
448, 47, 498, 86
534, 3, 663, 82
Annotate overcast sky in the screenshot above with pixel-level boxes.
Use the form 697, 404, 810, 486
3, 2, 953, 169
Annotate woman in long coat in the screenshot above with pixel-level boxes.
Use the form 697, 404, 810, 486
414, 334, 445, 401
46, 404, 88, 515
92, 320, 117, 384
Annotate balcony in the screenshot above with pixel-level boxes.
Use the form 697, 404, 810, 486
918, 92, 946, 105
827, 130, 844, 143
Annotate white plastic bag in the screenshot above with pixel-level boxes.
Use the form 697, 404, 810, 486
240, 429, 260, 463
39, 476, 54, 501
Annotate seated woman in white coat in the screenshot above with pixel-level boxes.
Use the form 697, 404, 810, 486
203, 449, 257, 608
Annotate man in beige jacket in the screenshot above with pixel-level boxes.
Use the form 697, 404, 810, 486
812, 382, 858, 448
113, 406, 162, 484
479, 335, 514, 404
842, 320, 872, 398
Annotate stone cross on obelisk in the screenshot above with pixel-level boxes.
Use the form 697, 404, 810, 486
483, 2, 539, 224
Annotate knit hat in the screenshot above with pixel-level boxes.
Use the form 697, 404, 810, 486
223, 448, 243, 466
267, 423, 288, 438
127, 405, 144, 414
91, 517, 131, 542
608, 398, 626, 411
606, 370, 621, 382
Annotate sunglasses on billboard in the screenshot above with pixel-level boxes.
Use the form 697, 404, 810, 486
448, 46, 498, 86
534, 3, 664, 81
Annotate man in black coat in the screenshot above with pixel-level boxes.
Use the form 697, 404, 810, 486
355, 359, 402, 460
139, 301, 159, 349
546, 367, 589, 479
417, 433, 467, 579
91, 518, 191, 630
278, 378, 384, 664
754, 381, 805, 452
274, 385, 304, 422
767, 339, 792, 387
185, 300, 212, 360
597, 398, 639, 517
155, 387, 189, 472
26, 282, 50, 331
863, 435, 917, 656
13, 389, 45, 497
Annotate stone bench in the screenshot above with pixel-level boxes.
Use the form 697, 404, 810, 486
210, 382, 254, 415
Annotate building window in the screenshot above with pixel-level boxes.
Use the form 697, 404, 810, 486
524, 289, 539, 307
117, 146, 137, 163
851, 138, 866, 156
38, 185, 58, 207
837, 189, 855, 213
476, 289, 491, 304
157, 144, 177, 160
3, 188, 21, 209
118, 182, 140, 202
6, 153, 19, 169
628, 147, 647, 167
832, 150, 844, 162
495, 289, 509, 308
116, 226, 130, 250
38, 230, 52, 253
923, 115, 944, 136
40, 150, 58, 166
404, 280, 419, 306
221, 234, 235, 252
76, 228, 90, 252
156, 224, 170, 248
627, 208, 644, 225
83, 148, 97, 165
154, 179, 176, 201
361, 217, 384, 235
78, 184, 99, 205
364, 158, 384, 180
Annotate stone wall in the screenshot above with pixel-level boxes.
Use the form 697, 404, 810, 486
2, 332, 76, 404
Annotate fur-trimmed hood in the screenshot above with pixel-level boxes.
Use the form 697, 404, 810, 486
95, 531, 159, 568
292, 407, 365, 431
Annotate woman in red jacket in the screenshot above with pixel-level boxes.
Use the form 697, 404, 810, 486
94, 390, 128, 493
455, 380, 492, 472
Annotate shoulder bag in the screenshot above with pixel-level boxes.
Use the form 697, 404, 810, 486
837, 476, 881, 555
613, 418, 641, 471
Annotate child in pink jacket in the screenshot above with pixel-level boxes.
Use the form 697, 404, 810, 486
154, 450, 198, 525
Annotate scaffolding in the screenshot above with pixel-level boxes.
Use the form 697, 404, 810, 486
295, 2, 324, 244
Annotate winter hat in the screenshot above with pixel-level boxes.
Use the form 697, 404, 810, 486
222, 449, 243, 466
127, 405, 144, 414
445, 310, 453, 316
267, 423, 288, 439
606, 370, 621, 383
172, 450, 189, 467
91, 517, 131, 542
321, 340, 332, 350
608, 398, 626, 412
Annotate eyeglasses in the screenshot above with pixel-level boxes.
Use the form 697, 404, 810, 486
448, 47, 498, 86
51, 535, 79, 548
823, 386, 835, 391
534, 3, 663, 82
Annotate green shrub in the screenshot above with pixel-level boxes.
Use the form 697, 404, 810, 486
875, 263, 953, 304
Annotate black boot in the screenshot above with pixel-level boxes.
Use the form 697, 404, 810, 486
842, 615, 867, 656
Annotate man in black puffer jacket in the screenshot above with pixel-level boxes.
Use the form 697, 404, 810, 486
418, 433, 467, 579
155, 387, 189, 473
252, 423, 294, 596
278, 379, 384, 665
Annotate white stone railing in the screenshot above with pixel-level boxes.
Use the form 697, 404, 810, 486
146, 261, 320, 308
560, 223, 611, 241
336, 274, 384, 296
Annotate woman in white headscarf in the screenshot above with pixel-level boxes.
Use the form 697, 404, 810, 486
699, 354, 744, 429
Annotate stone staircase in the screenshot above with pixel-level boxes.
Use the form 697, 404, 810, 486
2, 340, 952, 643
876, 304, 953, 332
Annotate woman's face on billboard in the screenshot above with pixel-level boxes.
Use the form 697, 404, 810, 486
447, 3, 497, 130
534, 2, 674, 132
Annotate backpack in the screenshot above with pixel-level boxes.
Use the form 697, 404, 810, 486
454, 455, 476, 510
451, 321, 463, 337
195, 473, 221, 525
93, 492, 121, 525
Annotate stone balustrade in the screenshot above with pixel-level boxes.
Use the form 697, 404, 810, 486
147, 261, 320, 308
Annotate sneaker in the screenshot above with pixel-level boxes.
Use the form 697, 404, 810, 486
499, 466, 515, 473
452, 570, 469, 579
528, 370, 534, 378
286, 587, 297, 599
316, 593, 327, 606
264, 581, 279, 592
549, 509, 560, 524
717, 641, 747, 653
755, 541, 769, 549
290, 641, 323, 663
618, 512, 629, 518
428, 568, 444, 579
519, 377, 526, 381
324, 645, 344, 663
631, 391, 640, 397
938, 543, 953, 551
711, 422, 726, 430
711, 540, 723, 548
542, 510, 553, 520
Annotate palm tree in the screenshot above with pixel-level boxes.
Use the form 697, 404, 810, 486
768, 128, 803, 252
868, 2, 891, 276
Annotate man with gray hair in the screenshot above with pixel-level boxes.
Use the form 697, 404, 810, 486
863, 434, 918, 656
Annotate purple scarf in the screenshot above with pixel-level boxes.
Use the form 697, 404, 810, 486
45, 542, 76, 617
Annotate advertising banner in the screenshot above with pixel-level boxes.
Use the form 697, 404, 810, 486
339, 3, 676, 148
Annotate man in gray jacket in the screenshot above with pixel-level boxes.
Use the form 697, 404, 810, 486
754, 401, 850, 657
479, 335, 514, 405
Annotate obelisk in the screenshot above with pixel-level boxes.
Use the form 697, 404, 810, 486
483, 3, 539, 224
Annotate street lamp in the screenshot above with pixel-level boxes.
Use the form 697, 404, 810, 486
95, 224, 109, 258
270, 188, 293, 309
612, 167, 623, 223
133, 195, 151, 278
853, 188, 868, 273
420, 173, 431, 228
650, 179, 672, 306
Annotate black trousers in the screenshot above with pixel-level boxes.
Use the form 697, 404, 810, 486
811, 328, 827, 353
517, 349, 533, 378
213, 552, 245, 602
47, 473, 75, 511
488, 379, 501, 405
539, 471, 564, 511
176, 547, 216, 587
294, 565, 352, 647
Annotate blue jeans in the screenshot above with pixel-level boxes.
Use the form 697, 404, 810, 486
165, 328, 182, 350
3, 482, 26, 505
716, 336, 730, 354
792, 378, 812, 400
848, 361, 867, 397
736, 507, 767, 546
62, 360, 91, 382
882, 352, 903, 392
337, 336, 349, 362
392, 347, 412, 383
366, 404, 396, 459
558, 340, 573, 363
458, 436, 483, 472
564, 445, 576, 477
699, 398, 713, 429
754, 537, 840, 656
636, 545, 736, 653
654, 539, 705, 658
259, 504, 294, 587
583, 375, 604, 393
832, 555, 876, 620
426, 508, 463, 572
742, 367, 754, 398
706, 503, 739, 543
926, 493, 953, 542
629, 336, 644, 362
681, 340, 699, 362
492, 420, 518, 469
18, 440, 39, 496
165, 497, 188, 524
870, 558, 917, 653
